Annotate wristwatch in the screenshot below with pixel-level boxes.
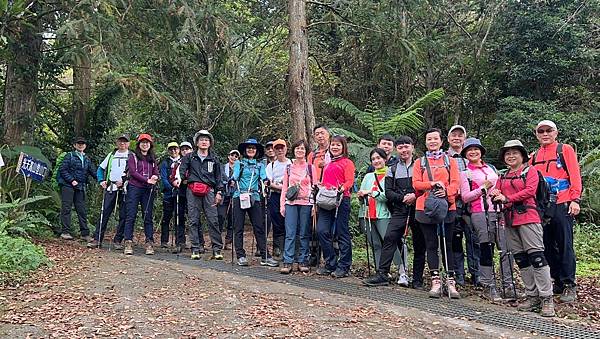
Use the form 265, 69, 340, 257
573, 198, 581, 204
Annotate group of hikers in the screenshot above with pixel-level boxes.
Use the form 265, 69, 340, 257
56, 120, 581, 318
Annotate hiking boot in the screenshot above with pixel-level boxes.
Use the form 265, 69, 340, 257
280, 263, 293, 274
60, 233, 74, 240
447, 278, 461, 299
81, 235, 93, 242
197, 247, 206, 254
454, 274, 465, 287
483, 286, 502, 302
552, 284, 564, 295
503, 286, 518, 300
145, 243, 154, 255
160, 242, 169, 248
237, 256, 249, 266
316, 267, 333, 276
86, 240, 99, 248
298, 263, 310, 273
113, 242, 124, 250
517, 296, 541, 312
429, 276, 442, 298
273, 247, 282, 258
363, 273, 389, 287
540, 297, 556, 317
172, 245, 182, 254
124, 240, 134, 255
191, 250, 201, 260
412, 280, 424, 290
260, 257, 279, 267
559, 285, 577, 303
472, 275, 483, 288
331, 268, 349, 278
397, 273, 409, 287
212, 251, 224, 260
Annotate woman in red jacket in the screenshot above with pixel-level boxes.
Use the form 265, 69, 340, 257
490, 140, 555, 317
412, 128, 460, 299
315, 135, 356, 278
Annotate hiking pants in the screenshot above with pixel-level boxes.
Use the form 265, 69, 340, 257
543, 203, 576, 288
218, 196, 233, 242
317, 197, 352, 273
93, 188, 126, 243
124, 185, 156, 243
411, 220, 426, 284
60, 186, 90, 236
452, 216, 480, 282
283, 204, 312, 264
187, 189, 222, 252
506, 222, 552, 298
268, 192, 286, 250
160, 192, 187, 245
232, 198, 270, 259
417, 211, 455, 276
376, 214, 405, 275
470, 212, 512, 288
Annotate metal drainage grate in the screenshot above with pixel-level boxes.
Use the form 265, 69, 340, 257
139, 251, 599, 339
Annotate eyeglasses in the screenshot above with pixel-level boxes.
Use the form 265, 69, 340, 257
537, 128, 554, 134
229, 154, 239, 158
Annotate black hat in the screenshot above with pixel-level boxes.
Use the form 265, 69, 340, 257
117, 134, 130, 141
73, 136, 86, 144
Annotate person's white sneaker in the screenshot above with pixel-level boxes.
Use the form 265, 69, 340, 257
397, 273, 409, 287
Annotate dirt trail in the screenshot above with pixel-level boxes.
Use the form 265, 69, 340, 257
0, 240, 535, 338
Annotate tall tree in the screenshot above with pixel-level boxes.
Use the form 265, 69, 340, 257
287, 0, 315, 144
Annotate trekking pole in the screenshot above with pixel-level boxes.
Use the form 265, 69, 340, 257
262, 181, 270, 264
109, 181, 120, 252
311, 185, 321, 269
97, 186, 107, 249
495, 202, 517, 299
143, 184, 155, 220
174, 190, 180, 259
227, 198, 234, 265
482, 191, 498, 290
363, 198, 372, 276
438, 221, 451, 299
401, 208, 412, 278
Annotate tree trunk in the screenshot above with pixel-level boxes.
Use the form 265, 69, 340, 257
73, 47, 92, 136
2, 6, 42, 146
288, 0, 315, 145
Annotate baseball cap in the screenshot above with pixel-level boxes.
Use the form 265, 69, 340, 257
272, 139, 287, 148
137, 133, 153, 143
179, 141, 192, 149
116, 134, 130, 141
448, 125, 466, 136
536, 120, 557, 131
167, 142, 179, 149
73, 136, 86, 144
229, 149, 241, 157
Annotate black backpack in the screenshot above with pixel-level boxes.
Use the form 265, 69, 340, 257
500, 166, 551, 218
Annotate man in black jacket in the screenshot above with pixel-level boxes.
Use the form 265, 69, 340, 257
58, 137, 96, 240
175, 130, 224, 259
364, 136, 424, 287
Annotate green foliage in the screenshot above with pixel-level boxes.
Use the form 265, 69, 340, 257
574, 222, 600, 277
0, 196, 54, 238
0, 234, 48, 284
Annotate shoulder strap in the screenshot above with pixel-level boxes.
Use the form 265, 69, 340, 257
308, 164, 313, 186
557, 143, 571, 180
373, 172, 383, 192
443, 154, 451, 177
421, 156, 434, 182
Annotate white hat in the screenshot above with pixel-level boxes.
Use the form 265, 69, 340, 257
179, 141, 192, 149
448, 125, 467, 137
536, 120, 557, 131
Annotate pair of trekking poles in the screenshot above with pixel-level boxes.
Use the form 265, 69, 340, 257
96, 181, 127, 250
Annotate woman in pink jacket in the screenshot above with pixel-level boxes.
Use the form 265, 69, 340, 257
459, 138, 514, 301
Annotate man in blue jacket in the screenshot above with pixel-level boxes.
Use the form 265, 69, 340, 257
58, 137, 96, 240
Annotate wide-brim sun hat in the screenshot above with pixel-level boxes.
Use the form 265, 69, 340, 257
499, 139, 529, 163
238, 138, 264, 159
193, 130, 214, 145
461, 137, 486, 158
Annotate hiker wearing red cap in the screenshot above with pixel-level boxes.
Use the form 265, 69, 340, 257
530, 120, 582, 303
413, 128, 461, 299
123, 133, 159, 256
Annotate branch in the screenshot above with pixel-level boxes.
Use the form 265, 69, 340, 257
307, 20, 383, 33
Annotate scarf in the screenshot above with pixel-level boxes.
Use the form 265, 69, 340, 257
426, 150, 445, 160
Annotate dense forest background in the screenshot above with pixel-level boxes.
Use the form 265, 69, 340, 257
1, 1, 600, 281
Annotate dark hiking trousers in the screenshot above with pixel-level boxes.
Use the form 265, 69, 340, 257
218, 196, 233, 242
160, 193, 187, 245
543, 203, 576, 288
124, 185, 156, 242
60, 186, 90, 236
93, 189, 126, 243
232, 198, 270, 259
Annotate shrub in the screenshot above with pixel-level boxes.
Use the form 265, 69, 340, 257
0, 234, 48, 284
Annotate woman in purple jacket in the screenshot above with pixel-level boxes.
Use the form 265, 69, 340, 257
123, 133, 160, 255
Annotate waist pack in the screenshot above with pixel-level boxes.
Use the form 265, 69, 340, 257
316, 188, 340, 210
189, 181, 211, 197
286, 184, 301, 201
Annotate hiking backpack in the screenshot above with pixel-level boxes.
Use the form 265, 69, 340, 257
531, 143, 570, 181
500, 166, 551, 218
51, 152, 70, 191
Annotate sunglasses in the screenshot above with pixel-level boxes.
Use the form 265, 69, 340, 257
537, 128, 554, 134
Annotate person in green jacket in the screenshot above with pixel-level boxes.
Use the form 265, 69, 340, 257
358, 148, 400, 271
